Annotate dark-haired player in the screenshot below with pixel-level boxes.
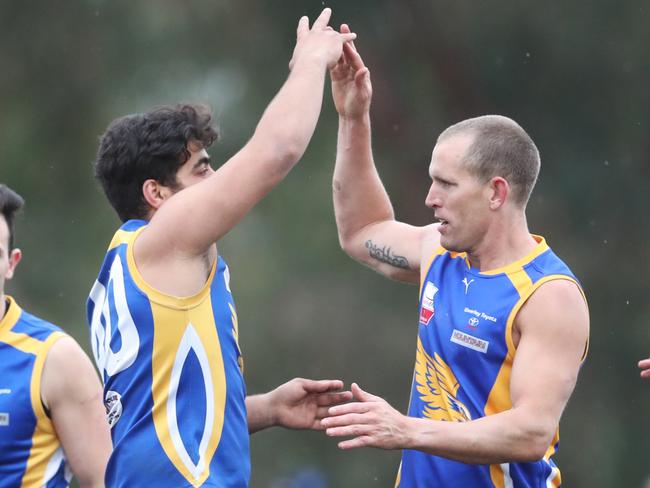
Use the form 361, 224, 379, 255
0, 184, 111, 487
88, 9, 353, 487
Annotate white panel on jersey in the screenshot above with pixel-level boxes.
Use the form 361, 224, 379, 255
43, 447, 71, 485
167, 323, 215, 481
89, 255, 140, 378
500, 463, 514, 488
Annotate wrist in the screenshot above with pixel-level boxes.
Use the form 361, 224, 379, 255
291, 53, 328, 74
402, 416, 425, 451
249, 392, 277, 431
262, 390, 279, 428
339, 112, 371, 127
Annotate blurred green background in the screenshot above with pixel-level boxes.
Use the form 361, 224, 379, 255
1, 1, 648, 487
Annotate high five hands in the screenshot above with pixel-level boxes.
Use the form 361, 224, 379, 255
290, 9, 357, 71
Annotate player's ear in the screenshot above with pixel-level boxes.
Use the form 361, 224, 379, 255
5, 248, 22, 280
142, 179, 173, 211
488, 177, 509, 210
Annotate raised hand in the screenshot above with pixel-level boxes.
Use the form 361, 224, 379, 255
322, 383, 411, 449
269, 378, 353, 430
330, 24, 372, 119
290, 9, 357, 71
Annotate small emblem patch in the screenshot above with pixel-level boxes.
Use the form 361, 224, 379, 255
105, 390, 123, 428
419, 282, 438, 325
450, 329, 489, 353
0, 413, 9, 426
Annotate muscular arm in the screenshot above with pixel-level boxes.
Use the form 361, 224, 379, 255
136, 11, 356, 274
324, 279, 589, 464
331, 32, 435, 283
41, 337, 112, 488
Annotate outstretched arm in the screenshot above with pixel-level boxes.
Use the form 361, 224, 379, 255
323, 280, 589, 464
331, 26, 436, 284
41, 337, 112, 488
246, 378, 352, 434
138, 10, 356, 262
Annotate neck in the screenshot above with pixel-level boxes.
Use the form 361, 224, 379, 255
467, 212, 537, 272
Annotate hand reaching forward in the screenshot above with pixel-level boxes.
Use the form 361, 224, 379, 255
290, 9, 357, 71
639, 358, 650, 379
322, 383, 412, 450
330, 24, 372, 119
269, 378, 353, 430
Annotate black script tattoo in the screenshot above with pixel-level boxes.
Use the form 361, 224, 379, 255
365, 240, 410, 269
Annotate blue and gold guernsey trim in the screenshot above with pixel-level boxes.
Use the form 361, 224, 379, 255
87, 220, 249, 488
0, 296, 71, 488
398, 236, 587, 488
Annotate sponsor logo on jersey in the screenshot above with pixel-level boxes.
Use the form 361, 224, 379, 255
462, 277, 474, 294
463, 307, 497, 323
105, 390, 123, 428
0, 388, 11, 395
419, 282, 438, 326
467, 317, 479, 328
0, 413, 9, 426
450, 329, 489, 353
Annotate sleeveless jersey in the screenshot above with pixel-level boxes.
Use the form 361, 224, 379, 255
397, 236, 585, 488
87, 220, 249, 488
0, 296, 70, 488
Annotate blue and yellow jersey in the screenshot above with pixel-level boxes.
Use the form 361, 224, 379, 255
87, 220, 249, 488
0, 296, 70, 488
397, 236, 586, 488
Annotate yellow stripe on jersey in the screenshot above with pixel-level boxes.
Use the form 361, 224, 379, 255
125, 226, 217, 309
117, 223, 225, 485
108, 229, 136, 251
487, 271, 584, 487
0, 295, 22, 335
485, 266, 532, 487
488, 464, 506, 488
394, 461, 402, 487
419, 246, 446, 295
480, 236, 549, 276
21, 332, 66, 488
150, 296, 226, 486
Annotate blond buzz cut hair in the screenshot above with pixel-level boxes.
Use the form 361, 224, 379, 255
438, 115, 541, 207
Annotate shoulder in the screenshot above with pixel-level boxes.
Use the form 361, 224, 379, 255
13, 308, 64, 340
525, 279, 586, 315
419, 224, 443, 265
41, 336, 101, 409
515, 279, 589, 348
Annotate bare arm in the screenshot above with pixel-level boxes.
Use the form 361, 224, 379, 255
246, 378, 352, 434
41, 337, 112, 488
137, 10, 356, 263
323, 279, 589, 464
331, 28, 435, 283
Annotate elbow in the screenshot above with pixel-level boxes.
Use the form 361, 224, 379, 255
338, 231, 362, 259
513, 427, 555, 462
267, 131, 307, 169
338, 233, 351, 254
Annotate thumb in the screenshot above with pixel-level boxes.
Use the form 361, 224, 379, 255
354, 67, 369, 86
351, 382, 381, 402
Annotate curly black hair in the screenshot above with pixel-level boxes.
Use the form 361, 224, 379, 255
95, 104, 219, 222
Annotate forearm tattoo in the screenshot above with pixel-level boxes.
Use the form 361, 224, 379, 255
365, 239, 410, 269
